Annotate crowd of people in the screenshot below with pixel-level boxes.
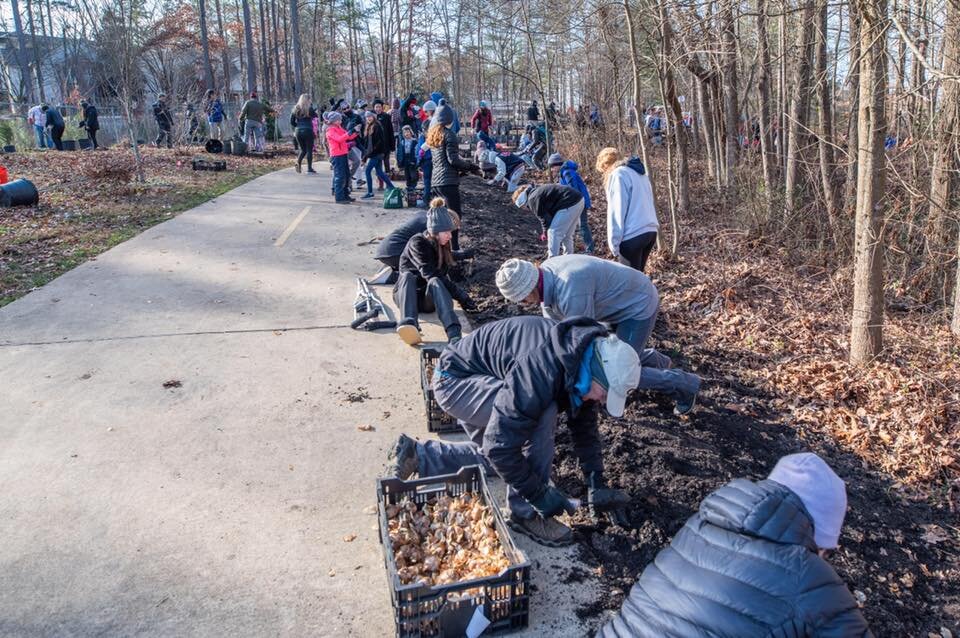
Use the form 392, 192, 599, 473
326, 91, 875, 635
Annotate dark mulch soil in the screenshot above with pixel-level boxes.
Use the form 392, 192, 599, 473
456, 176, 960, 636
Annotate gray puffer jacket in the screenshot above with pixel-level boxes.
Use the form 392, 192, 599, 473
598, 479, 873, 638
431, 126, 473, 187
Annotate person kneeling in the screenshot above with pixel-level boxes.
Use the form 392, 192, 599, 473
598, 452, 873, 637
394, 198, 475, 346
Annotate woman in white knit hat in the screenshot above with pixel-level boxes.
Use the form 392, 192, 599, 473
598, 452, 873, 637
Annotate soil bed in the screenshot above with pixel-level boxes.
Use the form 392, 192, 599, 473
456, 176, 960, 636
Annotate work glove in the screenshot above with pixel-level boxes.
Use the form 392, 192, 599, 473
458, 296, 478, 312
585, 472, 631, 528
530, 484, 578, 518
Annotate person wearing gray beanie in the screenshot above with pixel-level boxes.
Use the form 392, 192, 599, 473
547, 152, 564, 167
598, 452, 873, 637
432, 102, 454, 127
393, 198, 474, 346
496, 254, 700, 416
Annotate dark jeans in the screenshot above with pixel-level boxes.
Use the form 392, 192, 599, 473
579, 207, 595, 252
403, 164, 418, 192
436, 184, 462, 250
392, 273, 461, 339
619, 231, 657, 272
49, 125, 64, 150
295, 127, 314, 169
156, 125, 172, 148
365, 154, 395, 195
421, 163, 433, 203
331, 154, 350, 201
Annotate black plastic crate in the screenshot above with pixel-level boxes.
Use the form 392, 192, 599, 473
192, 158, 226, 171
419, 346, 459, 433
377, 466, 531, 637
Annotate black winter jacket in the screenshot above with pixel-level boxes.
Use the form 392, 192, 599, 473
598, 479, 873, 638
153, 101, 172, 128
79, 105, 99, 131
290, 106, 318, 129
431, 126, 473, 187
376, 213, 427, 260
397, 233, 469, 302
376, 112, 396, 150
362, 120, 391, 160
438, 316, 606, 499
526, 184, 583, 235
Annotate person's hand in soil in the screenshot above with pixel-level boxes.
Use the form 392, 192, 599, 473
586, 471, 632, 528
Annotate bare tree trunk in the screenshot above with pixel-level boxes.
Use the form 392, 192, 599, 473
929, 1, 960, 334
756, 0, 775, 210
719, 0, 738, 188
784, 0, 816, 215
214, 0, 232, 98
195, 0, 215, 90
622, 0, 649, 165
241, 0, 257, 93
271, 0, 284, 97
658, 3, 689, 224
814, 0, 838, 221
25, 0, 45, 102
258, 0, 271, 95
849, 0, 888, 364
843, 0, 860, 214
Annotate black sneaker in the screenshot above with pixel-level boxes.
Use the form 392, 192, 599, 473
386, 434, 419, 479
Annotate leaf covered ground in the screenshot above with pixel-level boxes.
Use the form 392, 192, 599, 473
0, 146, 294, 306
456, 168, 959, 635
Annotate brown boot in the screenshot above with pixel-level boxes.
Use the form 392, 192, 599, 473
507, 514, 574, 547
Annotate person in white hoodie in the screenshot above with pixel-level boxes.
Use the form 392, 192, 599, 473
595, 147, 659, 272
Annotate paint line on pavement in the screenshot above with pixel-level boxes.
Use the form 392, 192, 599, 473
274, 206, 311, 247
0, 323, 354, 348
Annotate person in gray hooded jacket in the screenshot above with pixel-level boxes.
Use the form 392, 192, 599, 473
496, 255, 701, 415
598, 452, 873, 638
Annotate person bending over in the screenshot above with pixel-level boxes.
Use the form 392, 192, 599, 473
512, 184, 585, 258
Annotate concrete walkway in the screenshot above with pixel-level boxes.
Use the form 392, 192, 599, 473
0, 166, 597, 636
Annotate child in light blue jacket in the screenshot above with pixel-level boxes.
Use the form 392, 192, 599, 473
548, 153, 595, 253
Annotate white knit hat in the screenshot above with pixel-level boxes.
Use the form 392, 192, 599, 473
768, 452, 847, 549
496, 258, 538, 303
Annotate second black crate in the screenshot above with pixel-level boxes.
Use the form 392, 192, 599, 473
419, 345, 459, 433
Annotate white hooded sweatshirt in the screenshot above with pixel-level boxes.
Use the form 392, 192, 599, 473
605, 163, 659, 257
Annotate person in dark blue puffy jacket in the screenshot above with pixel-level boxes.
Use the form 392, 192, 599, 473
598, 452, 873, 638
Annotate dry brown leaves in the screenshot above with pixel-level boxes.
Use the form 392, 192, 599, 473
651, 228, 959, 488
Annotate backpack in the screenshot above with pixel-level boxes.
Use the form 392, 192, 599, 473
383, 187, 405, 209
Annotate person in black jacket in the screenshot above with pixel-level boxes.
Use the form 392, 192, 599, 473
387, 316, 641, 546
371, 208, 476, 285
426, 101, 479, 251
599, 452, 873, 638
289, 94, 318, 173
513, 183, 585, 258
153, 94, 173, 148
393, 199, 473, 345
360, 111, 396, 199
78, 99, 99, 150
41, 104, 65, 150
527, 100, 540, 122
373, 99, 395, 182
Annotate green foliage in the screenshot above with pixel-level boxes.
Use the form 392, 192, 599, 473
0, 120, 14, 145
313, 61, 340, 105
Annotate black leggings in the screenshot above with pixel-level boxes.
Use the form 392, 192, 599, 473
295, 127, 314, 169
435, 184, 462, 251
88, 129, 99, 149
619, 231, 658, 272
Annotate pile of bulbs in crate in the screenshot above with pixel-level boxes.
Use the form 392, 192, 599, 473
387, 492, 510, 587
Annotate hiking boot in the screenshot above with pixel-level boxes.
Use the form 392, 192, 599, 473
295, 162, 302, 173
507, 514, 574, 547
674, 378, 701, 416
396, 323, 422, 346
386, 434, 419, 479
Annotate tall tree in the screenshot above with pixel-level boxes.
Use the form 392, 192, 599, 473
25, 0, 46, 102
241, 0, 257, 93
849, 0, 888, 364
198, 0, 216, 89
9, 0, 35, 105
290, 0, 304, 94
756, 0, 775, 209
214, 0, 232, 98
719, 0, 739, 188
784, 0, 816, 215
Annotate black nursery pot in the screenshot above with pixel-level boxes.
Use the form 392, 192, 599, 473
61, 140, 78, 151
2, 145, 16, 153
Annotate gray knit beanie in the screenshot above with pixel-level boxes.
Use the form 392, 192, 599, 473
433, 102, 454, 127
364, 110, 376, 119
427, 204, 455, 234
323, 111, 342, 124
422, 100, 437, 113
547, 152, 564, 167
496, 258, 539, 303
